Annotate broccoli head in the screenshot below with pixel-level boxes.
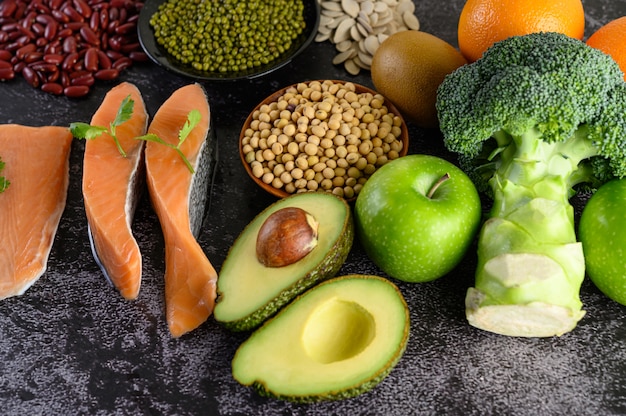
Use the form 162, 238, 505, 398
435, 32, 626, 337
437, 31, 626, 192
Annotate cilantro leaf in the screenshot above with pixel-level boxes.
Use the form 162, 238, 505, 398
136, 110, 199, 174
69, 95, 135, 157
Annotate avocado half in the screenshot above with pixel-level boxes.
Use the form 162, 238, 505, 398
231, 274, 411, 402
214, 192, 354, 331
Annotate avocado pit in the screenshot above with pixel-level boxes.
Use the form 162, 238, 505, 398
256, 207, 319, 267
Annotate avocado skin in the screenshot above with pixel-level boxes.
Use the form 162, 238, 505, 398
234, 275, 411, 403
216, 194, 354, 332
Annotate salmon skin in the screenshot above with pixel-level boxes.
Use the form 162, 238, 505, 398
0, 125, 73, 299
82, 82, 148, 300
146, 83, 218, 337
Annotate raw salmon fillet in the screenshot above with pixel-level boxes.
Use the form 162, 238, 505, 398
146, 83, 218, 337
82, 82, 148, 300
0, 125, 73, 299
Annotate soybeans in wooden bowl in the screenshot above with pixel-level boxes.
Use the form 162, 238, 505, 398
239, 80, 409, 201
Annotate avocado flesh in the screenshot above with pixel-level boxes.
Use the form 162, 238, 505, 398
214, 192, 353, 331
232, 275, 410, 402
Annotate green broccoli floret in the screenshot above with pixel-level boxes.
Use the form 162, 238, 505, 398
435, 32, 626, 338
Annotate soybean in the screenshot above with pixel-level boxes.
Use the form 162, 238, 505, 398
241, 80, 405, 199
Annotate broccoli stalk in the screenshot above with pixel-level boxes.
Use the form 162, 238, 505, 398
436, 32, 626, 337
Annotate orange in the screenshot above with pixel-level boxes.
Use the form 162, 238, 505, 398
371, 31, 467, 128
457, 0, 585, 62
586, 16, 626, 81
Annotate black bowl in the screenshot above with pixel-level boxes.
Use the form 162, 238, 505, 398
137, 0, 320, 81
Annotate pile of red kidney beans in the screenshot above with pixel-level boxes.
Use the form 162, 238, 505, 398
0, 0, 147, 97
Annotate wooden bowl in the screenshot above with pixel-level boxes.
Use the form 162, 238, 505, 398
239, 80, 410, 201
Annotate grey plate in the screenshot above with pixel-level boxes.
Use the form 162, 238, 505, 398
137, 0, 321, 81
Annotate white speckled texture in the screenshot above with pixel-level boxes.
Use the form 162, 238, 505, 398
1, 0, 626, 414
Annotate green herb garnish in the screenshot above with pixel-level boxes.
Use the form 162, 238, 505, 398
0, 157, 9, 193
137, 109, 200, 174
70, 95, 134, 157
69, 96, 197, 173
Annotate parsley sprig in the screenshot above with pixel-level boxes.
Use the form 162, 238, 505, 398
0, 157, 9, 193
69, 95, 197, 173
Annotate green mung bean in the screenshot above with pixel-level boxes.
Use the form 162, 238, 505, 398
150, 0, 306, 74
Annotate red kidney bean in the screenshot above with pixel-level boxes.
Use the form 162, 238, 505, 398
0, 1, 17, 18
79, 25, 98, 45
41, 81, 63, 94
49, 0, 64, 10
69, 69, 89, 79
0, 49, 12, 61
94, 67, 117, 80
108, 7, 118, 23
30, 61, 56, 73
70, 72, 93, 86
89, 10, 99, 31
56, 27, 71, 38
12, 60, 25, 73
14, 1, 26, 17
19, 26, 36, 41
46, 69, 59, 82
106, 19, 118, 35
73, 0, 91, 18
16, 42, 35, 59
110, 0, 128, 8
107, 35, 121, 51
21, 11, 37, 29
63, 85, 89, 98
31, 22, 45, 36
2, 22, 18, 32
24, 51, 43, 63
129, 51, 147, 62
60, 70, 70, 87
0, 60, 10, 69
65, 22, 86, 32
0, 67, 15, 80
22, 65, 39, 87
112, 56, 131, 71
126, 14, 139, 24
84, 46, 97, 71
0, 31, 8, 43
114, 21, 134, 35
62, 36, 76, 53
118, 7, 127, 24
43, 53, 63, 64
96, 49, 110, 68
62, 5, 83, 23
35, 37, 47, 47
120, 42, 139, 54
61, 51, 77, 71
51, 9, 69, 23
105, 50, 122, 61
99, 8, 108, 29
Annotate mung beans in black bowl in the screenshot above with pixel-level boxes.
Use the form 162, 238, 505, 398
137, 0, 320, 81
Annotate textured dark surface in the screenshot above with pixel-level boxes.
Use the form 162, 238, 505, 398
1, 0, 626, 415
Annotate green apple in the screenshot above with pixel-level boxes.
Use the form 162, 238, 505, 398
579, 179, 626, 305
355, 154, 481, 283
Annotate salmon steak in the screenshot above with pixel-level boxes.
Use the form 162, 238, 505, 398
0, 125, 73, 299
82, 82, 148, 300
145, 83, 218, 337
